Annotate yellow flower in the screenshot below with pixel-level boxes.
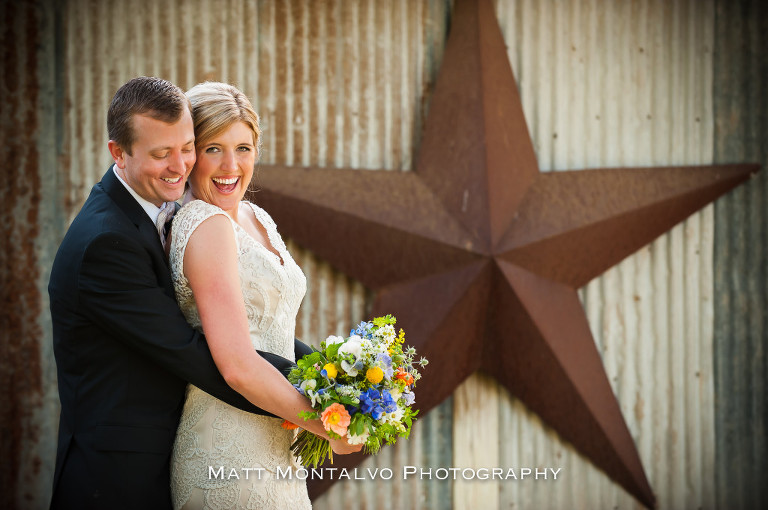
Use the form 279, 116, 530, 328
323, 363, 338, 379
366, 366, 384, 384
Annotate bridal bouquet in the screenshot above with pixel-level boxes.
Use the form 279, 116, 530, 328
285, 315, 427, 467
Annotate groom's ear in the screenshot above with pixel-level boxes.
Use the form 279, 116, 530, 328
108, 140, 127, 169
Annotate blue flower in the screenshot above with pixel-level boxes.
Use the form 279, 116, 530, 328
359, 388, 393, 418
376, 353, 394, 380
351, 321, 373, 337
381, 390, 398, 413
359, 392, 375, 414
403, 391, 416, 406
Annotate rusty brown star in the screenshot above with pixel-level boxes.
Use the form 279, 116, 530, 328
252, 0, 758, 506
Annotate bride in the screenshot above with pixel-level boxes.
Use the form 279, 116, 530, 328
168, 82, 360, 509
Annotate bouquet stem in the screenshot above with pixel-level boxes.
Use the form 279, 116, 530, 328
291, 430, 333, 468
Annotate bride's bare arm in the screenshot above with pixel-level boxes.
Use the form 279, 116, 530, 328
184, 214, 360, 454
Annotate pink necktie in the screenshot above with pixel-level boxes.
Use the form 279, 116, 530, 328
155, 202, 175, 249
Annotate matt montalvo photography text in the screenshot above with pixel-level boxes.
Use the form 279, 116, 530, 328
208, 465, 563, 482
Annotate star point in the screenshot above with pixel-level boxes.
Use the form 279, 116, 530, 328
253, 0, 758, 505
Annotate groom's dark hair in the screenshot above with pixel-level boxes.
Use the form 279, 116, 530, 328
107, 76, 191, 155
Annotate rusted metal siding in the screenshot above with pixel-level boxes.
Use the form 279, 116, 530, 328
0, 0, 43, 503
59, 0, 455, 508
0, 0, 60, 508
712, 1, 768, 509
60, 0, 451, 220
458, 0, 721, 509
1, 0, 757, 508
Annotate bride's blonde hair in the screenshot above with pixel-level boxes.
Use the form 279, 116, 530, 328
185, 82, 261, 154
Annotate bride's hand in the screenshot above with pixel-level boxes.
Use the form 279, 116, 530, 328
329, 436, 363, 455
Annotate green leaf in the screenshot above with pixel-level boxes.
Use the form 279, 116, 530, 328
299, 351, 323, 367
325, 342, 342, 360
337, 395, 358, 406
297, 410, 317, 421
353, 415, 365, 436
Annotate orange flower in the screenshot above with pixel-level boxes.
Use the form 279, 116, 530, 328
320, 403, 351, 437
395, 367, 415, 386
281, 420, 299, 430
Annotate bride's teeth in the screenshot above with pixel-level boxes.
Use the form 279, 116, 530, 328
161, 177, 181, 183
212, 177, 239, 185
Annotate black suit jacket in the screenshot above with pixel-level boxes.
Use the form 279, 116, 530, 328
48, 167, 313, 509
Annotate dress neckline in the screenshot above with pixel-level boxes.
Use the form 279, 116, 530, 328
233, 201, 285, 267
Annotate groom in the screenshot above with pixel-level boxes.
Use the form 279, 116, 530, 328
48, 77, 311, 509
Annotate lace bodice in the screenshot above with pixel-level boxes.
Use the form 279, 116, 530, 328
170, 199, 306, 359
168, 199, 311, 510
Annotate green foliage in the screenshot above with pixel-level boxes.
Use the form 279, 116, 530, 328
324, 341, 342, 360
298, 410, 317, 421
337, 395, 359, 407
371, 314, 396, 328
297, 351, 324, 370
350, 413, 367, 436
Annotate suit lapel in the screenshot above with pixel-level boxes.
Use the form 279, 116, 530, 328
99, 166, 175, 291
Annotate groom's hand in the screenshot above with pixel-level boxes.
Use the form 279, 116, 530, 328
255, 349, 296, 377
254, 338, 314, 378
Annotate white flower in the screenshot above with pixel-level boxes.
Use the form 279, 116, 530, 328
338, 336, 364, 376
389, 387, 403, 401
378, 407, 404, 425
346, 428, 370, 445
300, 379, 317, 393
335, 384, 361, 404
307, 389, 322, 407
325, 335, 345, 346
374, 324, 396, 342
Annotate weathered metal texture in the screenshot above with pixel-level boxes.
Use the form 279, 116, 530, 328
713, 0, 768, 508
490, 1, 733, 509
59, 0, 450, 217
253, 0, 758, 506
1, 1, 41, 508
1, 0, 61, 508
36, 0, 760, 509
58, 1, 454, 509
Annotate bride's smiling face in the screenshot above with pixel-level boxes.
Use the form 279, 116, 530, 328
188, 121, 257, 215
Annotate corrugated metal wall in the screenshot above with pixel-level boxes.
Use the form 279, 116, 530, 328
0, 0, 60, 508
60, 1, 457, 508
712, 1, 768, 509
458, 1, 719, 508
2, 0, 765, 508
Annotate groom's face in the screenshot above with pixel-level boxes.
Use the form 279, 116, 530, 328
111, 107, 196, 207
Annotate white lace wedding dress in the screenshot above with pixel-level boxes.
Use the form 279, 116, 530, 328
168, 199, 311, 510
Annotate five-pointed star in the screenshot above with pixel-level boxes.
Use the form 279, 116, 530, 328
252, 0, 758, 506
